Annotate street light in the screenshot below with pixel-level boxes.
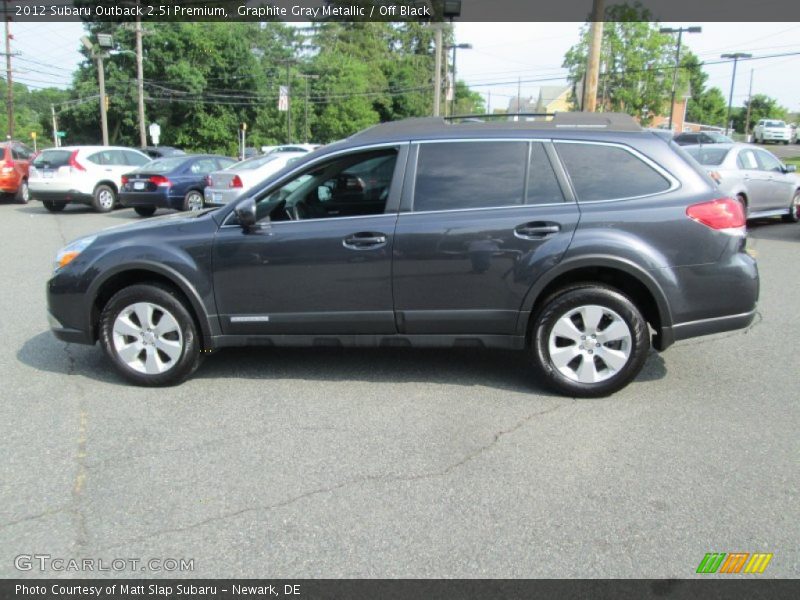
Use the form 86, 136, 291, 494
82, 35, 111, 146
721, 52, 753, 136
659, 26, 702, 132
445, 42, 472, 117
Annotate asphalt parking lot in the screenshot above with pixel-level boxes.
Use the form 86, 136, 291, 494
1, 198, 798, 579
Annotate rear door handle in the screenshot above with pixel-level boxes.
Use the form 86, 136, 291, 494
515, 222, 561, 240
343, 232, 387, 250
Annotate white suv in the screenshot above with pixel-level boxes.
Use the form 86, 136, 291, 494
753, 119, 792, 145
29, 146, 151, 212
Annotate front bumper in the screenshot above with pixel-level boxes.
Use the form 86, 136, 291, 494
47, 310, 94, 345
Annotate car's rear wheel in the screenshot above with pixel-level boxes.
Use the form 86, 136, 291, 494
782, 191, 800, 223
182, 190, 204, 212
99, 283, 202, 386
42, 200, 66, 212
134, 206, 157, 217
92, 184, 116, 213
15, 179, 29, 204
530, 284, 650, 397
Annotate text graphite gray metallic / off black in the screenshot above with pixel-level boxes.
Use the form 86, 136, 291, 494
46, 113, 760, 397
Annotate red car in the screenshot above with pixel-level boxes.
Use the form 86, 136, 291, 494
0, 141, 34, 203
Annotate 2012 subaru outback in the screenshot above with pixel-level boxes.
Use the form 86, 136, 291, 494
47, 113, 759, 397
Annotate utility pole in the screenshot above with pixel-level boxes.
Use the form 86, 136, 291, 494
298, 74, 318, 143
582, 0, 604, 112
744, 69, 754, 139
659, 26, 702, 131
51, 104, 58, 147
286, 61, 292, 143
721, 52, 752, 136
96, 53, 108, 145
4, 0, 13, 138
135, 0, 146, 148
433, 24, 443, 116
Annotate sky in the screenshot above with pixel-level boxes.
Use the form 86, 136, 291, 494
7, 21, 800, 116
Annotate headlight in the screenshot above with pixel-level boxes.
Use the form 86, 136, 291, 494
54, 236, 97, 272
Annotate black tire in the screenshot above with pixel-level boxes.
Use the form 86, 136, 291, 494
42, 200, 66, 212
15, 179, 29, 204
92, 184, 117, 213
529, 284, 650, 398
182, 190, 204, 212
782, 192, 800, 223
99, 283, 202, 386
134, 205, 157, 217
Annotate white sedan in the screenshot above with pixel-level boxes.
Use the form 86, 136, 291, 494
204, 151, 306, 206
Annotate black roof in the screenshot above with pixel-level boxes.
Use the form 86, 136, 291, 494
348, 112, 643, 144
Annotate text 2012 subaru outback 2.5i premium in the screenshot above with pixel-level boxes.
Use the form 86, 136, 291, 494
47, 113, 759, 397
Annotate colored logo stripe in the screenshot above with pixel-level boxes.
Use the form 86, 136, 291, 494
697, 552, 773, 574
743, 553, 773, 574
697, 553, 726, 573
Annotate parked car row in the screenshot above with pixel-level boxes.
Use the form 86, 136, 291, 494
25, 143, 323, 216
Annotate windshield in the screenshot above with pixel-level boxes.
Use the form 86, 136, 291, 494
765, 120, 786, 128
685, 145, 730, 166
141, 157, 189, 173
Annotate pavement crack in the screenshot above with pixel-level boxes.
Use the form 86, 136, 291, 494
98, 401, 570, 551
0, 505, 71, 530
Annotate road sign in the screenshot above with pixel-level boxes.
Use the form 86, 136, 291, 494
56, 131, 66, 137
278, 86, 289, 112
148, 123, 161, 145
30, 132, 37, 139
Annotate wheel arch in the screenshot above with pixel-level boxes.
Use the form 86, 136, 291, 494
517, 256, 674, 350
94, 180, 119, 195
89, 263, 213, 350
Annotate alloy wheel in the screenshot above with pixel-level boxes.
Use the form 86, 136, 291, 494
547, 304, 633, 384
112, 302, 184, 375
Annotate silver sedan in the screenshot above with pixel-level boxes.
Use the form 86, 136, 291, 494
685, 143, 800, 222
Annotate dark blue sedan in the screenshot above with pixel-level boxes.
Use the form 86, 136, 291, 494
120, 154, 236, 217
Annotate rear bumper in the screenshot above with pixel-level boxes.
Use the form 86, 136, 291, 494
119, 190, 179, 209
662, 309, 757, 347
31, 190, 92, 204
204, 187, 239, 206
0, 173, 21, 192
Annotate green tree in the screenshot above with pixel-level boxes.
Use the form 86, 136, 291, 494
563, 2, 683, 123
732, 94, 789, 133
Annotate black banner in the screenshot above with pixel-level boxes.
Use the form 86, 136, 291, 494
2, 580, 800, 600
3, 0, 800, 23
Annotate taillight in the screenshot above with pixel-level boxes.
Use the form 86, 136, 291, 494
205, 175, 213, 187
0, 160, 14, 174
686, 198, 745, 234
68, 150, 86, 172
121, 175, 129, 185
149, 175, 171, 187
230, 175, 243, 188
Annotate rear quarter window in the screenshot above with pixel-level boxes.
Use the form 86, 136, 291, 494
556, 142, 671, 201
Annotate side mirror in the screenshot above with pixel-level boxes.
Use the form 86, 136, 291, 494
234, 197, 257, 229
784, 164, 796, 173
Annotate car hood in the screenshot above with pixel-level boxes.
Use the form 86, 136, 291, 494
95, 208, 218, 238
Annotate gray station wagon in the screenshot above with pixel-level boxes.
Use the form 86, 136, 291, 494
47, 113, 759, 397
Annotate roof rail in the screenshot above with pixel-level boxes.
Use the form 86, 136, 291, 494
444, 112, 554, 122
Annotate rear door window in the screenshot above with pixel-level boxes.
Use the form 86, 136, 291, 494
737, 150, 759, 170
555, 142, 671, 201
414, 141, 527, 212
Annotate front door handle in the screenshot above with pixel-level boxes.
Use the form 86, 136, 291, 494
343, 232, 387, 250
515, 222, 561, 240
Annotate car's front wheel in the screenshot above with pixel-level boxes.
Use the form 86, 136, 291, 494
99, 283, 202, 386
530, 284, 650, 397
782, 191, 800, 223
183, 190, 204, 212
92, 184, 116, 213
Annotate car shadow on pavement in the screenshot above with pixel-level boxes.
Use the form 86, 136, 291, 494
17, 331, 122, 385
747, 219, 800, 243
19, 334, 667, 395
